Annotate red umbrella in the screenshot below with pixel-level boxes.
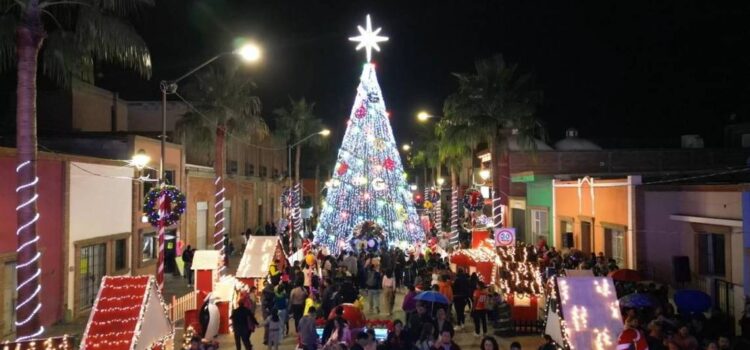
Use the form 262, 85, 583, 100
328, 303, 367, 329
609, 269, 642, 282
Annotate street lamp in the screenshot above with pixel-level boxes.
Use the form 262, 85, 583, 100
402, 144, 411, 151
288, 129, 331, 188
436, 177, 445, 186
158, 41, 262, 183
130, 149, 150, 170
417, 111, 434, 122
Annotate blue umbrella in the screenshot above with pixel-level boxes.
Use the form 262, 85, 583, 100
619, 293, 658, 308
674, 289, 712, 314
414, 291, 450, 305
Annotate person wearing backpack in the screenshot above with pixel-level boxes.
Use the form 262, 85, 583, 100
365, 264, 382, 314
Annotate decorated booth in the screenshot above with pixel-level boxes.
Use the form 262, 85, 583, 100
192, 250, 221, 294
80, 276, 173, 350
2, 335, 73, 350
544, 276, 624, 350
496, 244, 544, 323
236, 236, 288, 287
450, 247, 499, 285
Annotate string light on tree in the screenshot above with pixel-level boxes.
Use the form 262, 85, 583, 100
15, 160, 44, 341
314, 15, 424, 253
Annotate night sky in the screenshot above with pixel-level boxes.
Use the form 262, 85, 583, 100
10, 1, 750, 149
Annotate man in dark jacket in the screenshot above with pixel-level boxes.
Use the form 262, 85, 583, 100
406, 302, 431, 343
230, 302, 257, 350
452, 268, 470, 329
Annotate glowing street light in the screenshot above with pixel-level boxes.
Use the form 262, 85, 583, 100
402, 144, 411, 151
236, 42, 262, 62
479, 169, 491, 180
319, 129, 331, 136
436, 178, 445, 186
417, 111, 433, 122
410, 184, 418, 191
130, 149, 150, 170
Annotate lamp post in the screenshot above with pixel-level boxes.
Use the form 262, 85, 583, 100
155, 41, 261, 286
158, 42, 262, 182
286, 129, 330, 251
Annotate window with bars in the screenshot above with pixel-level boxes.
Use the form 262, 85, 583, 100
228, 160, 238, 175
260, 166, 267, 178
604, 227, 626, 267
698, 233, 726, 277
80, 244, 106, 309
245, 163, 255, 176
530, 209, 549, 239
114, 238, 127, 271
272, 168, 279, 178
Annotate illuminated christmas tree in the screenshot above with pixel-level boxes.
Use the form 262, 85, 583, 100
313, 15, 425, 253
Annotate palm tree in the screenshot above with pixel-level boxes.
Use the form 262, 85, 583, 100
273, 97, 326, 185
176, 63, 267, 252
436, 120, 473, 246
442, 54, 541, 228
0, 0, 151, 338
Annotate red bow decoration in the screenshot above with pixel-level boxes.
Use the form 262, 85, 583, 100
355, 104, 367, 119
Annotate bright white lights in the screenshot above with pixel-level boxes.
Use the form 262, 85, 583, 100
479, 169, 491, 180
436, 178, 445, 186
402, 144, 411, 151
319, 129, 331, 136
349, 14, 389, 62
236, 43, 262, 62
409, 184, 418, 191
130, 149, 150, 170
417, 111, 433, 122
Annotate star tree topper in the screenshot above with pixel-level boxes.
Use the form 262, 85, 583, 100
349, 14, 389, 62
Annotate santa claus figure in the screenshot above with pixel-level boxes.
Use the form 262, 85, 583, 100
617, 317, 649, 350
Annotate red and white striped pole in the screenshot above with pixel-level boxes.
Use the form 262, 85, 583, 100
156, 190, 169, 290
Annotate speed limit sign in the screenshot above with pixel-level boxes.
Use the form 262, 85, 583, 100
494, 228, 516, 247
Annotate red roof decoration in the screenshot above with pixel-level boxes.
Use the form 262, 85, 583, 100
81, 276, 173, 350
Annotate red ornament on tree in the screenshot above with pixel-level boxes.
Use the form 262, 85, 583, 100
337, 162, 349, 176
383, 157, 395, 171
355, 104, 367, 119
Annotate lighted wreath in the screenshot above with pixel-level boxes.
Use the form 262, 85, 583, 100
143, 185, 186, 227
281, 187, 299, 209
462, 188, 484, 211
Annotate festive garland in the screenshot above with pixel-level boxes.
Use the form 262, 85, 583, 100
143, 185, 186, 227
462, 188, 484, 211
281, 187, 299, 209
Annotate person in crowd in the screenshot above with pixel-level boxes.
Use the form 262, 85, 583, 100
437, 275, 453, 309
403, 284, 418, 314
304, 290, 321, 317
717, 335, 731, 350
364, 328, 377, 350
669, 324, 699, 350
182, 245, 194, 287
382, 269, 396, 316
472, 282, 489, 337
452, 268, 469, 330
414, 323, 435, 350
290, 283, 308, 332
430, 328, 460, 350
537, 335, 556, 350
704, 342, 719, 350
262, 309, 283, 350
385, 319, 409, 350
351, 331, 371, 350
323, 316, 351, 350
303, 262, 314, 291
230, 296, 257, 350
188, 336, 202, 350
365, 264, 382, 314
297, 306, 319, 350
480, 336, 499, 350
509, 342, 522, 350
269, 259, 282, 286
646, 322, 667, 350
433, 307, 453, 339
273, 284, 289, 336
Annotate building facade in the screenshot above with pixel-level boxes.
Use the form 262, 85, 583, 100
553, 176, 641, 269
638, 184, 748, 330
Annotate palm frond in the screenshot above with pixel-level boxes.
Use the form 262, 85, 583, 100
0, 14, 17, 73
90, 0, 153, 16
75, 7, 151, 79
41, 30, 94, 85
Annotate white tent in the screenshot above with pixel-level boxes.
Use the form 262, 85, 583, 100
544, 276, 623, 349
236, 236, 283, 278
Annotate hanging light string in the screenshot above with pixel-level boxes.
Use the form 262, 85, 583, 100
15, 160, 44, 341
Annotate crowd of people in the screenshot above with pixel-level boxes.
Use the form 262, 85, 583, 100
186, 231, 750, 350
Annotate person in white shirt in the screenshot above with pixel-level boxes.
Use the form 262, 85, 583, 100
381, 270, 396, 316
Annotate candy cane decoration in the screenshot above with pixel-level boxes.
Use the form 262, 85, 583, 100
15, 160, 44, 341
214, 176, 226, 270
291, 182, 303, 250
156, 191, 168, 289
492, 194, 504, 227
449, 186, 459, 246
